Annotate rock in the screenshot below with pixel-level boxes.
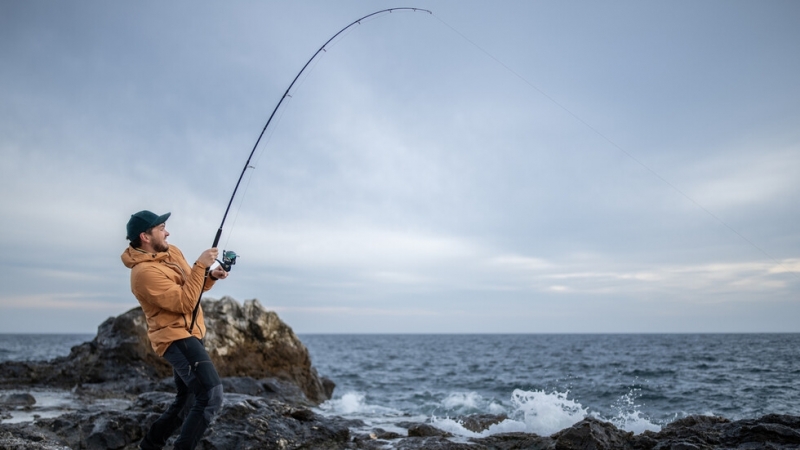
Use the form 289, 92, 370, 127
471, 431, 555, 449
0, 393, 36, 407
202, 297, 332, 403
552, 417, 634, 449
393, 437, 477, 449
459, 413, 508, 433
628, 413, 800, 450
0, 391, 357, 450
407, 422, 453, 438
0, 423, 71, 450
4, 407, 800, 449
198, 393, 355, 449
721, 414, 800, 447
221, 376, 312, 406
374, 428, 404, 440
0, 297, 332, 405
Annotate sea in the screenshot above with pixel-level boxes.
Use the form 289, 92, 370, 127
2, 333, 799, 438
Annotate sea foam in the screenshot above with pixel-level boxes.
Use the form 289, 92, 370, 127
431, 388, 661, 437
318, 391, 402, 417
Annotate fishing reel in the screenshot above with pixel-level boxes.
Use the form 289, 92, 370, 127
216, 250, 238, 272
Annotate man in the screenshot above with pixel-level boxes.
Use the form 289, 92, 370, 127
121, 210, 229, 450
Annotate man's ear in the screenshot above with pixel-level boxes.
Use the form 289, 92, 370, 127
139, 231, 151, 244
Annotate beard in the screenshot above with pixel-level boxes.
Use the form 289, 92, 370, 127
150, 235, 169, 253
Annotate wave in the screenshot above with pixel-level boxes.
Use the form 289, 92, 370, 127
317, 387, 662, 436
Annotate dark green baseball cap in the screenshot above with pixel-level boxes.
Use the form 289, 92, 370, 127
126, 210, 171, 241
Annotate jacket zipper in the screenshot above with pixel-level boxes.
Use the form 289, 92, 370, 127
161, 261, 194, 330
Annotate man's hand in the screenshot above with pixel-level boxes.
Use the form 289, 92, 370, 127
197, 248, 219, 268
210, 266, 229, 280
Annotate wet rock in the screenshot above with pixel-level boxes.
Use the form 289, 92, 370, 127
4, 407, 800, 449
628, 414, 800, 450
471, 431, 555, 449
395, 437, 478, 449
459, 413, 508, 433
721, 414, 800, 447
407, 422, 454, 438
0, 393, 36, 407
552, 417, 634, 449
0, 391, 356, 450
374, 427, 404, 440
34, 410, 149, 450
0, 424, 71, 450
200, 393, 355, 450
226, 375, 311, 405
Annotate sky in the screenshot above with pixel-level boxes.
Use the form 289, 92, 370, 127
1, 1, 798, 334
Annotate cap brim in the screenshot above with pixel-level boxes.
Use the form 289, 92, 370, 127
150, 212, 171, 227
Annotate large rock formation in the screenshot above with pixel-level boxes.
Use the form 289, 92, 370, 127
202, 297, 332, 404
0, 297, 332, 404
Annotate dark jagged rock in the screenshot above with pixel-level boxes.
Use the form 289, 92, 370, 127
459, 413, 508, 433
0, 297, 332, 404
0, 423, 71, 450
0, 393, 36, 408
552, 417, 634, 449
632, 414, 729, 449
628, 413, 800, 450
470, 431, 554, 449
407, 422, 454, 438
374, 428, 404, 440
0, 391, 355, 450
393, 437, 477, 449
4, 404, 800, 449
166, 392, 356, 450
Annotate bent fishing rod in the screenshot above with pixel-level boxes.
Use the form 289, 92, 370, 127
189, 7, 432, 332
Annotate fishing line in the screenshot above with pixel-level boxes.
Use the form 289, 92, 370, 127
221, 10, 402, 252
431, 13, 797, 278
221, 98, 291, 252
216, 7, 431, 249
189, 7, 434, 332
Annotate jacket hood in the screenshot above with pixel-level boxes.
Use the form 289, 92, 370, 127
121, 245, 172, 269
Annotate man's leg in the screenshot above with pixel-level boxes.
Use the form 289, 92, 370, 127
140, 345, 194, 450
169, 337, 223, 450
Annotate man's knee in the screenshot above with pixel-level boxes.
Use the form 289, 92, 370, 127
204, 384, 223, 423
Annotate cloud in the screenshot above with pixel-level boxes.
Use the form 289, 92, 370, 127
684, 145, 800, 212
0, 293, 125, 311
269, 305, 439, 317
1, 1, 798, 333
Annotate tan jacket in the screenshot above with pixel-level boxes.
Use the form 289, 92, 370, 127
121, 244, 216, 356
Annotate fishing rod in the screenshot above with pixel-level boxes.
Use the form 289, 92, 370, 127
189, 7, 432, 332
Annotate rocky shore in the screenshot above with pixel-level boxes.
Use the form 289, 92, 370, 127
2, 297, 800, 449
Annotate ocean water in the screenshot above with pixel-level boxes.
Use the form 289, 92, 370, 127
0, 334, 93, 362
2, 333, 799, 437
300, 334, 800, 437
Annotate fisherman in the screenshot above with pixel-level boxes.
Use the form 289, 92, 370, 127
121, 210, 228, 450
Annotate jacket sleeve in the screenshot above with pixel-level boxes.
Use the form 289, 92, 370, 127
203, 273, 216, 292
133, 262, 210, 315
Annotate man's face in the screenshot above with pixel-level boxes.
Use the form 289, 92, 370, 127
145, 223, 169, 253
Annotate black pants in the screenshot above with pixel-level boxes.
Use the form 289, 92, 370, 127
140, 337, 223, 450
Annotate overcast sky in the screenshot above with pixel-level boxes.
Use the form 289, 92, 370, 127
1, 1, 798, 334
